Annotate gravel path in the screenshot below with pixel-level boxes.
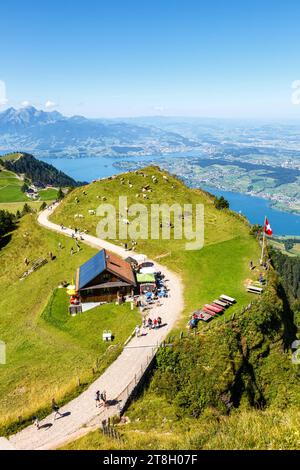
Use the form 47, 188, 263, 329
7, 203, 184, 450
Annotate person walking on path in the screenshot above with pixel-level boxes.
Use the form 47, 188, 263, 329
33, 416, 40, 430
95, 390, 101, 408
101, 390, 107, 407
135, 325, 141, 337
51, 398, 63, 421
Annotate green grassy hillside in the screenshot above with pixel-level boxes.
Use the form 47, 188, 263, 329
52, 166, 299, 450
0, 168, 25, 203
0, 154, 60, 209
1, 152, 79, 188
62, 406, 300, 450
52, 166, 261, 330
0, 215, 139, 434
63, 270, 300, 450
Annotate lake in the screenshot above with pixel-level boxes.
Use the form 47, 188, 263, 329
42, 155, 300, 236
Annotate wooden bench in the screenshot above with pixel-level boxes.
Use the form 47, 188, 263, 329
220, 294, 236, 304
247, 285, 263, 294
213, 299, 228, 308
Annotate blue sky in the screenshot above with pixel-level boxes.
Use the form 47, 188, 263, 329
1, 0, 300, 118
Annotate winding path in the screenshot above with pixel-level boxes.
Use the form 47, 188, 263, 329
5, 203, 184, 450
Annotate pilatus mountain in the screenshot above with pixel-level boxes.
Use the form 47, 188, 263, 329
0, 106, 198, 158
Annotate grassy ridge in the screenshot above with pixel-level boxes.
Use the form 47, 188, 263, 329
52, 167, 300, 450
52, 166, 261, 330
0, 166, 263, 441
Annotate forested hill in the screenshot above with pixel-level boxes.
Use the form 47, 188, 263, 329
0, 152, 81, 187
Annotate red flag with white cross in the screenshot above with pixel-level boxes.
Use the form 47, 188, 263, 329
264, 218, 273, 236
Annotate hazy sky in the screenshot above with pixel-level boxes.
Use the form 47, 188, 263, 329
1, 0, 300, 118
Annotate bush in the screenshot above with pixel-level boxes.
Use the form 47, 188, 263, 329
0, 210, 15, 238
214, 196, 229, 210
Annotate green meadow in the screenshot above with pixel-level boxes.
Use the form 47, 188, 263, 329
0, 169, 25, 203
0, 166, 262, 437
52, 166, 261, 329
0, 215, 139, 434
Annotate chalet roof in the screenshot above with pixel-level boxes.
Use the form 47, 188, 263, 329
76, 249, 136, 291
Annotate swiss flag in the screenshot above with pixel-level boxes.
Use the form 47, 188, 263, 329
264, 218, 273, 236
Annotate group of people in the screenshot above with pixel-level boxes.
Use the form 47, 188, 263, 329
33, 391, 109, 431
33, 398, 63, 430
95, 390, 107, 408
135, 316, 163, 337
145, 316, 162, 330
69, 229, 84, 255
123, 240, 137, 251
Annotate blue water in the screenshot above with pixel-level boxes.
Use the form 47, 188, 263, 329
42, 155, 300, 236
202, 186, 300, 236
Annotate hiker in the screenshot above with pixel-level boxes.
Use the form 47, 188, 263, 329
24, 257, 29, 266
70, 247, 74, 255
249, 260, 253, 270
33, 416, 40, 430
95, 390, 101, 408
157, 316, 162, 328
58, 242, 62, 249
101, 390, 107, 407
147, 318, 153, 329
135, 325, 141, 337
153, 318, 158, 329
51, 398, 63, 421
259, 273, 264, 284
49, 251, 54, 261
124, 242, 128, 250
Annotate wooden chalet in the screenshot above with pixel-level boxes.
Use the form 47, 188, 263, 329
75, 249, 137, 303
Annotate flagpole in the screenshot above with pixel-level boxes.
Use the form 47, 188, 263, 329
260, 215, 266, 265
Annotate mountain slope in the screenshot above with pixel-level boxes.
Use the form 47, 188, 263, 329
0, 107, 199, 158
51, 166, 299, 450
0, 152, 81, 187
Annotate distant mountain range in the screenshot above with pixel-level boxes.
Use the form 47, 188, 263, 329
0, 106, 199, 158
